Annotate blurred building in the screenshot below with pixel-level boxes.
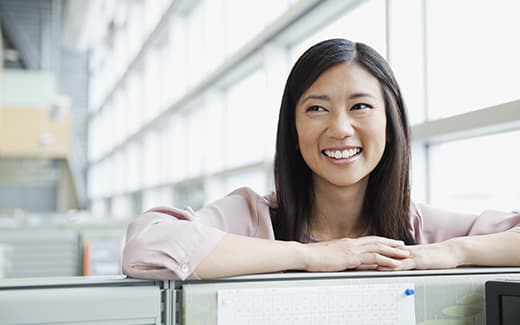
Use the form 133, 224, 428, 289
0, 0, 88, 213
0, 0, 116, 278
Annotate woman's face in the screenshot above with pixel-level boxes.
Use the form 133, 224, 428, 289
295, 61, 387, 190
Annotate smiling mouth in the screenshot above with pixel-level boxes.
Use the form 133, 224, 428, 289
322, 148, 362, 160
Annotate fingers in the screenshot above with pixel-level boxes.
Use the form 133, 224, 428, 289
354, 236, 405, 248
356, 264, 378, 270
311, 236, 411, 272
346, 239, 410, 259
360, 253, 403, 268
357, 258, 416, 271
378, 258, 416, 271
345, 237, 410, 269
365, 243, 410, 258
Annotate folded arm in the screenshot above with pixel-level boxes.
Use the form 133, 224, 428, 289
387, 230, 520, 270
196, 234, 410, 278
389, 204, 520, 270
122, 186, 410, 280
124, 215, 410, 279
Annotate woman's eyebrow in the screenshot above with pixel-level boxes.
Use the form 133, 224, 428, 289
301, 92, 377, 104
300, 94, 331, 104
348, 92, 377, 100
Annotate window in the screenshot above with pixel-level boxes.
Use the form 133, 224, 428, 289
290, 0, 387, 62
225, 69, 269, 168
223, 0, 267, 55
126, 141, 142, 192
166, 13, 188, 103
186, 104, 208, 178
168, 115, 189, 182
426, 0, 520, 119
143, 49, 161, 122
142, 131, 160, 187
204, 91, 226, 174
111, 194, 132, 219
429, 130, 520, 213
387, 0, 426, 124
224, 169, 267, 199
186, 2, 206, 87
126, 70, 143, 134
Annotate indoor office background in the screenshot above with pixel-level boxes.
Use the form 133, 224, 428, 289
0, 0, 519, 278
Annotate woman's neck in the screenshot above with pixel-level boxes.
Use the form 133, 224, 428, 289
310, 177, 369, 241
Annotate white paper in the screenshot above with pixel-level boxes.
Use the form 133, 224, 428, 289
218, 283, 415, 325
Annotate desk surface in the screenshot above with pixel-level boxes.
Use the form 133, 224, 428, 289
0, 275, 156, 289
187, 266, 520, 283
2, 267, 520, 288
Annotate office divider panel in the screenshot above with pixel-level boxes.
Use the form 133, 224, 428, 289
0, 227, 81, 277
3, 268, 520, 325
179, 268, 520, 325
0, 276, 162, 325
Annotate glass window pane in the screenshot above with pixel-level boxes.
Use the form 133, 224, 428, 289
126, 141, 142, 191
112, 194, 132, 219
225, 69, 268, 168
186, 2, 206, 86
186, 105, 208, 177
388, 0, 426, 125
169, 115, 188, 182
224, 0, 271, 55
142, 131, 160, 187
430, 130, 520, 213
290, 0, 387, 62
427, 0, 520, 119
205, 91, 226, 174
224, 169, 267, 198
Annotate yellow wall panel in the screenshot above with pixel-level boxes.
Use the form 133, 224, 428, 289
0, 107, 70, 158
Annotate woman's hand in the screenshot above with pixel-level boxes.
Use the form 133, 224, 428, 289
379, 240, 462, 271
302, 236, 410, 272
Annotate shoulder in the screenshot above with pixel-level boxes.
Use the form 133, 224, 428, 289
218, 187, 274, 213
226, 187, 272, 204
136, 187, 276, 239
216, 187, 275, 238
408, 201, 520, 243
408, 201, 468, 243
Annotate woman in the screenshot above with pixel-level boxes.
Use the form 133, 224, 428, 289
122, 39, 520, 280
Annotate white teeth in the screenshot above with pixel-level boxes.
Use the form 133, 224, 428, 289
324, 148, 360, 159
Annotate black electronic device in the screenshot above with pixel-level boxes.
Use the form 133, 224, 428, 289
486, 280, 520, 325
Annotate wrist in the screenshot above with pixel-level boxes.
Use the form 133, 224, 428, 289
447, 237, 470, 267
287, 241, 308, 271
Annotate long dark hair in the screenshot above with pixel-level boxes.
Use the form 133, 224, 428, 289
270, 38, 415, 245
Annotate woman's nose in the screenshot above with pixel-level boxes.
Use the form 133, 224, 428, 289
327, 112, 354, 139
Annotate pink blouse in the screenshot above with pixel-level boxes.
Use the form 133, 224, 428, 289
122, 187, 520, 280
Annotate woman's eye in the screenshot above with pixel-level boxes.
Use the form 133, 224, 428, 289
307, 105, 326, 112
351, 103, 371, 110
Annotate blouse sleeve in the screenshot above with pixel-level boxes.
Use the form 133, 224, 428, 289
122, 187, 274, 280
411, 202, 520, 244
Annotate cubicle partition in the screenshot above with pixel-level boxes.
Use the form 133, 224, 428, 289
181, 268, 520, 325
0, 221, 128, 278
0, 227, 81, 278
0, 276, 162, 325
1, 268, 520, 324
